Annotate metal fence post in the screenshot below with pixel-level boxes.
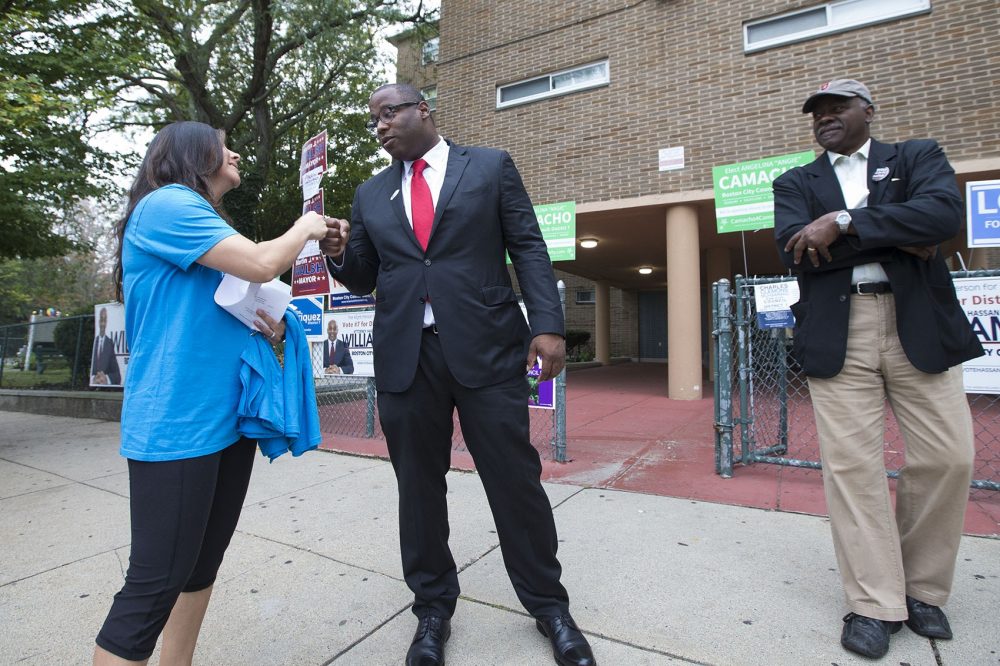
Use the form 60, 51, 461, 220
554, 280, 567, 462
0, 326, 7, 387
775, 327, 789, 456
71, 316, 85, 388
365, 377, 376, 437
734, 276, 753, 465
714, 280, 734, 477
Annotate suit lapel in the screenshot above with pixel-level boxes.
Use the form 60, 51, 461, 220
803, 154, 846, 213
866, 139, 897, 206
430, 143, 470, 247
383, 162, 414, 245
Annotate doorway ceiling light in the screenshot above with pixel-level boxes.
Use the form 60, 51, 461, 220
579, 238, 599, 249
638, 267, 653, 275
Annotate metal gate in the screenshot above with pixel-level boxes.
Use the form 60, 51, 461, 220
713, 274, 1000, 491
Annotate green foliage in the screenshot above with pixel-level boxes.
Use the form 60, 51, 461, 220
53, 312, 94, 376
565, 329, 594, 363
112, 0, 431, 240
0, 1, 129, 259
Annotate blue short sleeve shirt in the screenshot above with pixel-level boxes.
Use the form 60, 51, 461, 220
120, 184, 251, 461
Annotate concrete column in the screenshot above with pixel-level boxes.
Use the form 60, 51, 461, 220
705, 247, 732, 377
594, 280, 611, 365
666, 205, 702, 400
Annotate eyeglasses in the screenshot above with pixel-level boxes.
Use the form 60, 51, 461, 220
366, 101, 421, 130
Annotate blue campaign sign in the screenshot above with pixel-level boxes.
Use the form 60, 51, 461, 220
289, 296, 324, 337
967, 180, 1000, 248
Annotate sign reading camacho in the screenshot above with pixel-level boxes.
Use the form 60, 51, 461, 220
712, 151, 815, 234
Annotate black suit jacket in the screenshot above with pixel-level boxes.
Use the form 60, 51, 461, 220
773, 138, 983, 378
328, 141, 563, 392
322, 338, 354, 374
91, 335, 121, 385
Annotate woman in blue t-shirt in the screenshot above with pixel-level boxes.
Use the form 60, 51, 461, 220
94, 121, 328, 665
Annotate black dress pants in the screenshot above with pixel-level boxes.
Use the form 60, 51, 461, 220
377, 327, 569, 619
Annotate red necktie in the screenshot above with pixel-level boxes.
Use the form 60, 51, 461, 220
410, 159, 433, 250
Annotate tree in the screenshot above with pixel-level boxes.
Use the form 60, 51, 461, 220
0, 1, 130, 259
0, 200, 116, 325
109, 0, 435, 239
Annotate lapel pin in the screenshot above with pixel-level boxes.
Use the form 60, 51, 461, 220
390, 189, 399, 200
872, 167, 890, 182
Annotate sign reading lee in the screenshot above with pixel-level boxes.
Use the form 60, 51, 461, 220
966, 180, 1000, 248
712, 151, 815, 233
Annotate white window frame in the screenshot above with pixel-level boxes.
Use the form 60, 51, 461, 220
422, 37, 439, 65
422, 85, 437, 112
575, 290, 596, 305
743, 0, 931, 53
496, 60, 609, 109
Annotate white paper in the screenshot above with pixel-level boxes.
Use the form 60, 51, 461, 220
214, 274, 292, 330
302, 168, 323, 200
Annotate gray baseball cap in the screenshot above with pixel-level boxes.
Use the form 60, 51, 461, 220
801, 79, 874, 113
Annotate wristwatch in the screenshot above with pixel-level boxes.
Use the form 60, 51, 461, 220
835, 210, 852, 234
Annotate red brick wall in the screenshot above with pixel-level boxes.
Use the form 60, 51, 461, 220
434, 0, 1000, 206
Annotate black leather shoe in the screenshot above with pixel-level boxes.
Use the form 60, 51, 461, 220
841, 613, 902, 659
535, 615, 596, 666
405, 615, 451, 666
905, 596, 953, 640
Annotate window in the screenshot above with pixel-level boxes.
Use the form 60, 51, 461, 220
497, 60, 609, 109
744, 0, 930, 53
575, 290, 596, 305
421, 37, 439, 65
422, 85, 437, 112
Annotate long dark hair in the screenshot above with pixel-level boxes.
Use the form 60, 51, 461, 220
112, 121, 228, 302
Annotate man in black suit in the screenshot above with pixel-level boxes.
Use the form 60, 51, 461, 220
321, 318, 354, 374
773, 79, 982, 660
320, 83, 594, 666
91, 306, 121, 386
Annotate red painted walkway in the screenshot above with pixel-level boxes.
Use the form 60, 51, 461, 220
319, 362, 1000, 537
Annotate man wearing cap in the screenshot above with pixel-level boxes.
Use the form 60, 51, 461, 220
773, 79, 982, 660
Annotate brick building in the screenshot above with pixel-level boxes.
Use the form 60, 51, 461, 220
390, 0, 1000, 397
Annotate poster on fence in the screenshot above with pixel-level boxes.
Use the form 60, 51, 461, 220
308, 310, 374, 378
327, 278, 376, 309
955, 276, 1000, 394
753, 280, 800, 329
91, 303, 128, 388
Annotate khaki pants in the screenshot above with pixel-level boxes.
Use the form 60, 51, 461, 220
807, 293, 974, 621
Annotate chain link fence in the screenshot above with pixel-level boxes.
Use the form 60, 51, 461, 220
1, 311, 566, 462
713, 274, 1000, 493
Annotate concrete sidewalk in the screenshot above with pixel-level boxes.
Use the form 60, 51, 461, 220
1, 412, 997, 665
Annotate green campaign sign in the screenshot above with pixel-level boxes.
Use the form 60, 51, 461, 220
509, 200, 576, 263
712, 151, 815, 233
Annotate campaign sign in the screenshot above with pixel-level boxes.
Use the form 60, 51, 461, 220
966, 180, 1000, 248
955, 276, 1000, 394
90, 302, 129, 388
291, 242, 331, 297
310, 310, 375, 378
713, 151, 815, 233
526, 361, 555, 409
300, 130, 327, 181
327, 278, 376, 309
289, 296, 324, 337
753, 281, 800, 330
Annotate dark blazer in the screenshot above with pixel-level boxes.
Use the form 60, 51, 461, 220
328, 141, 563, 392
773, 138, 983, 378
91, 335, 121, 385
322, 338, 354, 374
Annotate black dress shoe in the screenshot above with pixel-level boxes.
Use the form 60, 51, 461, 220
535, 615, 596, 666
905, 596, 953, 640
841, 613, 902, 659
406, 615, 451, 666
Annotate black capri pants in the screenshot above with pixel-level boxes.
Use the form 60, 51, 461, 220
96, 437, 256, 661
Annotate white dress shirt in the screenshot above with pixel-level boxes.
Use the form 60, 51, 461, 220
402, 136, 449, 327
827, 139, 888, 284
